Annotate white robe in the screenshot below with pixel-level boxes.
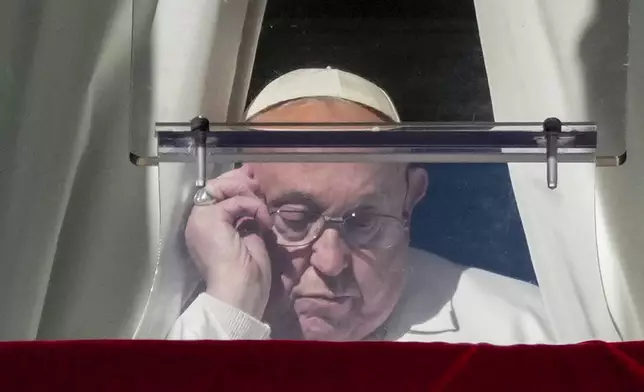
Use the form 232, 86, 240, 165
169, 248, 554, 344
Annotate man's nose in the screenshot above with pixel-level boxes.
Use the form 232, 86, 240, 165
309, 228, 351, 277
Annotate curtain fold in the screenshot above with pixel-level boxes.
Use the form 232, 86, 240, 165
594, 0, 644, 342
0, 0, 141, 340
474, 0, 629, 342
0, 0, 265, 340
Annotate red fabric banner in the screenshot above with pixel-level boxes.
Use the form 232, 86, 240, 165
1, 340, 643, 391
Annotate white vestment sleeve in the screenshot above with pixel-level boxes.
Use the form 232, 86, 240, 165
167, 293, 271, 340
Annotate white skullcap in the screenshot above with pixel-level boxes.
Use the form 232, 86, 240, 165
245, 67, 400, 121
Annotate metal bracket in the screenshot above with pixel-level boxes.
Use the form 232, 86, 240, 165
544, 117, 562, 190
190, 116, 210, 188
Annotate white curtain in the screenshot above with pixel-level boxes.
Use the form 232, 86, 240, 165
133, 0, 266, 339
0, 0, 145, 340
475, 0, 643, 342
0, 0, 265, 340
595, 0, 644, 342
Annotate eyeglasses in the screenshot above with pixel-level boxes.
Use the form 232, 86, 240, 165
270, 207, 409, 249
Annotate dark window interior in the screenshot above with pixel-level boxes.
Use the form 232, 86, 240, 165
249, 0, 536, 284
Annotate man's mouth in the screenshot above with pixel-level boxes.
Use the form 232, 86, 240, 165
294, 293, 352, 302
292, 294, 355, 318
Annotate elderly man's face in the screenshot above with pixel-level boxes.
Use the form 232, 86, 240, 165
249, 99, 427, 340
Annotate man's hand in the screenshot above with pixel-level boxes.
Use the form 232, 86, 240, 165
185, 165, 273, 319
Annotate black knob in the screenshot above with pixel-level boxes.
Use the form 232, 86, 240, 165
190, 116, 210, 132
543, 117, 562, 133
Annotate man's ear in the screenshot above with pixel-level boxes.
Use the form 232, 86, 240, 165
404, 166, 428, 218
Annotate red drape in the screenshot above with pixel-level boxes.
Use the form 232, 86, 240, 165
1, 340, 643, 391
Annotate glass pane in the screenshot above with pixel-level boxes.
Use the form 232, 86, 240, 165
134, 156, 598, 344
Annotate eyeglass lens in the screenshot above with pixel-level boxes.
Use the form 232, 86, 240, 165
272, 209, 406, 249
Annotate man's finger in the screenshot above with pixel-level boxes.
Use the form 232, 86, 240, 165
211, 196, 272, 229
203, 177, 262, 202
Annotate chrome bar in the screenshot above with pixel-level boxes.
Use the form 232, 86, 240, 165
155, 121, 597, 133
146, 119, 628, 188
156, 149, 596, 163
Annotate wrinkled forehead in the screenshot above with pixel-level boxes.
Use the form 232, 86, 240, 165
252, 162, 406, 210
